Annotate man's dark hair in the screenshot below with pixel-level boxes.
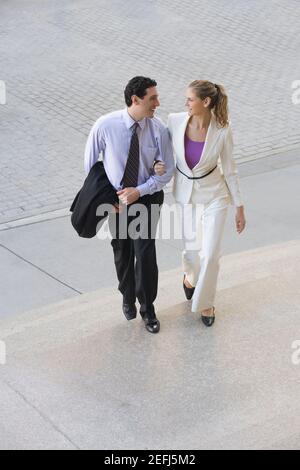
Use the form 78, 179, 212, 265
124, 76, 157, 107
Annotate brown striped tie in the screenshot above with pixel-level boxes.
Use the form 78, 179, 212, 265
122, 122, 140, 188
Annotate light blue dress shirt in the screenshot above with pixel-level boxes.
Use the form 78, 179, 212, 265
84, 108, 175, 197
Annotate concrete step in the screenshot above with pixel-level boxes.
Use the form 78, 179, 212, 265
0, 240, 300, 449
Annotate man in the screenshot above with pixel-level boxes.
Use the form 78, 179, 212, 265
84, 76, 175, 334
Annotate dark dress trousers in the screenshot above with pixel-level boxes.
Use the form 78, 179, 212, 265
108, 189, 164, 317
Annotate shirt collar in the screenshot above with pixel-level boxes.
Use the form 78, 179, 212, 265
122, 108, 146, 130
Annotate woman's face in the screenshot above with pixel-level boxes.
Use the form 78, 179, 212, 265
185, 88, 210, 116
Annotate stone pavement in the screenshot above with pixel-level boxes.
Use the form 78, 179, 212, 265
1, 0, 300, 224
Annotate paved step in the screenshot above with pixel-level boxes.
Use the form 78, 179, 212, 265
0, 240, 299, 449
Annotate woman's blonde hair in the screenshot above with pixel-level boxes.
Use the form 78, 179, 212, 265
188, 80, 229, 128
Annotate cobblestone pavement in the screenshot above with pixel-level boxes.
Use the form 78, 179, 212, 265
0, 0, 299, 224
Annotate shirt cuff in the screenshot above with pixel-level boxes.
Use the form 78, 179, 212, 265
232, 194, 243, 207
137, 182, 150, 197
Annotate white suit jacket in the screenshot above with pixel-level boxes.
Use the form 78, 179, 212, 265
167, 112, 243, 207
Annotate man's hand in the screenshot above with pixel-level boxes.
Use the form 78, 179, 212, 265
112, 203, 124, 214
236, 206, 246, 234
117, 188, 140, 206
154, 161, 166, 176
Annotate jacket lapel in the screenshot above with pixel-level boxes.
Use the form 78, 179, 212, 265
176, 113, 193, 175
193, 114, 221, 170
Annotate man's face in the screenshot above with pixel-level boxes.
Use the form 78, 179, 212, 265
135, 86, 160, 118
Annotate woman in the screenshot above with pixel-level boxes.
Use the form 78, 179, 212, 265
155, 80, 246, 326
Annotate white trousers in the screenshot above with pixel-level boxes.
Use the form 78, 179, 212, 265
180, 194, 230, 313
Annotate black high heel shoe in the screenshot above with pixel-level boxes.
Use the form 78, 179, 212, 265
183, 275, 195, 300
201, 307, 216, 327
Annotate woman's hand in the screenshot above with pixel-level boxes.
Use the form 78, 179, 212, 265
154, 161, 166, 176
236, 206, 246, 234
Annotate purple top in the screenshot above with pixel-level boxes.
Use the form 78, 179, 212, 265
184, 135, 205, 170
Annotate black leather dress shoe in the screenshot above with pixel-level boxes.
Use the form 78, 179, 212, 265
201, 307, 215, 327
122, 302, 137, 321
142, 313, 160, 334
183, 275, 195, 300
